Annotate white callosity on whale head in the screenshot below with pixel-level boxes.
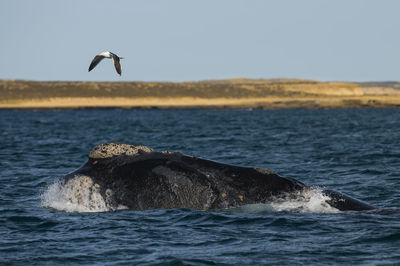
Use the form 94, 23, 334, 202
89, 143, 154, 159
41, 175, 127, 212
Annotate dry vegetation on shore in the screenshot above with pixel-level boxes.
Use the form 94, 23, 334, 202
1, 79, 400, 109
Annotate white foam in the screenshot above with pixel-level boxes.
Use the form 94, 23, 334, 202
41, 175, 127, 213
229, 188, 341, 214
269, 187, 340, 213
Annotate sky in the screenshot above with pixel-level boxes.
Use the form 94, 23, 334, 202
1, 0, 400, 82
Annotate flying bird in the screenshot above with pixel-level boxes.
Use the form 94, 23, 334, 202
88, 51, 124, 76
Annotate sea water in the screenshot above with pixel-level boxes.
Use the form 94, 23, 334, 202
1, 109, 399, 265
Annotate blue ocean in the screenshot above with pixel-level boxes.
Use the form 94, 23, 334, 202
1, 109, 399, 265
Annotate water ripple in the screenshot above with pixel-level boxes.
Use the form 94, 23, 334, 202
1, 109, 400, 264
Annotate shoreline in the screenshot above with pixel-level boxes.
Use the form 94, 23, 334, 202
1, 79, 400, 109
2, 96, 400, 109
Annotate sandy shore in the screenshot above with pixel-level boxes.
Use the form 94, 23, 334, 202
2, 96, 400, 109
1, 79, 400, 109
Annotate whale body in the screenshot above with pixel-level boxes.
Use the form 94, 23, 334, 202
59, 143, 375, 212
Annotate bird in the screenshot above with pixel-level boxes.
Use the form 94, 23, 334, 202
88, 51, 124, 76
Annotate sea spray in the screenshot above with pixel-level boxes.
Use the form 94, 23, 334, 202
228, 187, 340, 214
269, 187, 340, 213
41, 175, 126, 212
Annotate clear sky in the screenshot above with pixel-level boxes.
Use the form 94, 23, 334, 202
1, 0, 400, 82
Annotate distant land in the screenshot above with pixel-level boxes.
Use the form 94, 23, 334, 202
1, 79, 400, 109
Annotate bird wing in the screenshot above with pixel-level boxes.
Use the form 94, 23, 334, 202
111, 54, 122, 76
88, 55, 105, 72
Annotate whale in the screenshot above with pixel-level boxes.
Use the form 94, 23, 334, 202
59, 143, 376, 212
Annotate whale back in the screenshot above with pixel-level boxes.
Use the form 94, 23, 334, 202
59, 143, 376, 212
